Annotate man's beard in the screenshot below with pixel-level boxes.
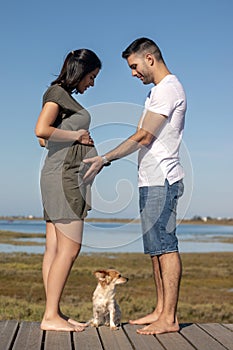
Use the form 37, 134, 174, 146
140, 66, 153, 85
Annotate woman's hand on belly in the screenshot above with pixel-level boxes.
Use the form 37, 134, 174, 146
77, 130, 94, 146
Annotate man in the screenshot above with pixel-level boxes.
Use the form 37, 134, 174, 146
83, 37, 187, 335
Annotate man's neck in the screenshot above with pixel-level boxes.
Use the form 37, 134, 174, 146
153, 62, 171, 85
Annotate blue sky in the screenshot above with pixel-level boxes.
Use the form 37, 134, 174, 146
0, 0, 232, 219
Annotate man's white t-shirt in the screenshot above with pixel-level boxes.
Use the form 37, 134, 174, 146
138, 74, 187, 187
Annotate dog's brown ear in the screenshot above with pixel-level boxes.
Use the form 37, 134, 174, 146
94, 270, 107, 280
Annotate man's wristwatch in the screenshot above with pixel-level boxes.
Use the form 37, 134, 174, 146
101, 155, 111, 166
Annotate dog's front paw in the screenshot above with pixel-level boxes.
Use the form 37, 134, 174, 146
110, 324, 119, 331
90, 319, 99, 328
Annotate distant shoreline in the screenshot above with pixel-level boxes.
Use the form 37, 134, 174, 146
0, 216, 233, 226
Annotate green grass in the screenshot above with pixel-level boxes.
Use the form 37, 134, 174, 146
0, 252, 232, 323
0, 230, 45, 246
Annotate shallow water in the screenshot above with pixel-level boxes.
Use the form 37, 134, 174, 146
0, 220, 233, 254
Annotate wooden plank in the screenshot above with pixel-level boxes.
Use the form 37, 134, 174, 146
73, 326, 103, 349
0, 320, 7, 334
44, 330, 72, 350
98, 325, 133, 350
123, 324, 164, 350
0, 321, 232, 350
157, 331, 196, 350
198, 323, 233, 350
0, 320, 19, 350
181, 323, 227, 350
12, 322, 42, 350
223, 324, 233, 331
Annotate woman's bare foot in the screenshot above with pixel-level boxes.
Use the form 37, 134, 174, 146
136, 318, 180, 335
41, 315, 85, 332
129, 311, 161, 325
59, 311, 87, 328
67, 318, 87, 328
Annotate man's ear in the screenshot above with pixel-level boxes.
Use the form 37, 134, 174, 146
145, 53, 154, 66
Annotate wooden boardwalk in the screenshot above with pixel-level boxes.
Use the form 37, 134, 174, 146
0, 321, 232, 350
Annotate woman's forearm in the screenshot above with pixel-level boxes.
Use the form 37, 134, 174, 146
35, 126, 87, 143
35, 101, 88, 143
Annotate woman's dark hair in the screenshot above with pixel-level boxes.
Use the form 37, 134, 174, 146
122, 37, 164, 62
51, 49, 102, 93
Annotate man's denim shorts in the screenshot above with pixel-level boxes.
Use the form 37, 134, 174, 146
139, 179, 184, 256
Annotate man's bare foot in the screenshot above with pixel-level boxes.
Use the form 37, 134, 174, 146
129, 311, 160, 325
41, 316, 85, 332
136, 319, 180, 335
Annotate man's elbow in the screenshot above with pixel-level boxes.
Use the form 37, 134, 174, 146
139, 134, 155, 147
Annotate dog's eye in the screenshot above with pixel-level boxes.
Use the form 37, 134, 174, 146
118, 274, 121, 278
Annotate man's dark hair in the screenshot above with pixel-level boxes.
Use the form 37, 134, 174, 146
122, 37, 164, 62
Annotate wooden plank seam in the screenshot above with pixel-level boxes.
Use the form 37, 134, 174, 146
121, 323, 137, 349
196, 324, 233, 350
96, 327, 106, 350
41, 330, 46, 350
177, 330, 198, 350
8, 321, 20, 350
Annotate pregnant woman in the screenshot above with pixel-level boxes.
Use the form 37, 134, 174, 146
35, 49, 101, 332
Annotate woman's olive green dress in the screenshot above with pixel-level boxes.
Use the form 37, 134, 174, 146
40, 84, 97, 225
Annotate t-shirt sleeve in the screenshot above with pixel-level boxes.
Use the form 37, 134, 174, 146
42, 85, 67, 109
147, 85, 175, 117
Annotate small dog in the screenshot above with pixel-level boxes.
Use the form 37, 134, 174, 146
90, 269, 128, 330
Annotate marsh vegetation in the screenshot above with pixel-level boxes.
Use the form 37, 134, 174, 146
0, 251, 232, 323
